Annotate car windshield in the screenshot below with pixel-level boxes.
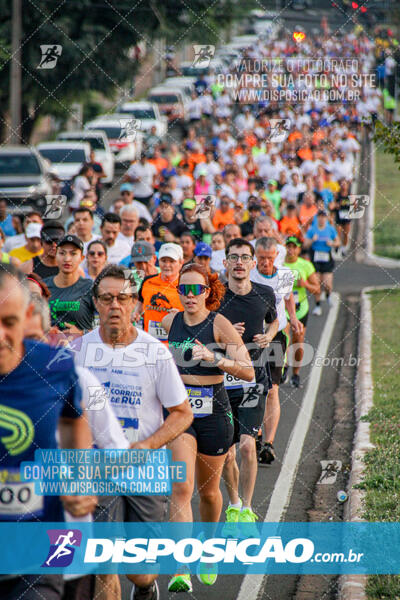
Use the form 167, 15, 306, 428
59, 136, 106, 150
39, 148, 86, 163
148, 94, 179, 104
181, 66, 207, 77
120, 108, 156, 119
88, 126, 122, 139
0, 154, 41, 175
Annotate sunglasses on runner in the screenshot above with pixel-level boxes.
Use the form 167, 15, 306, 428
97, 293, 133, 305
177, 284, 209, 296
88, 250, 105, 257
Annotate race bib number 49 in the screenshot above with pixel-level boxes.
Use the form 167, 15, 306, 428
185, 386, 213, 418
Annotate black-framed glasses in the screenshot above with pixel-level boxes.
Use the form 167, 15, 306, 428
96, 293, 133, 305
177, 284, 209, 296
226, 254, 253, 263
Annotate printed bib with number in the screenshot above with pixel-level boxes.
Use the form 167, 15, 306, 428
148, 320, 168, 341
314, 251, 330, 263
339, 209, 349, 220
0, 470, 43, 518
224, 372, 256, 390
293, 290, 300, 307
185, 386, 213, 418
118, 416, 139, 443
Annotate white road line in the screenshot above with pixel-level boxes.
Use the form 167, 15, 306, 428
236, 292, 341, 600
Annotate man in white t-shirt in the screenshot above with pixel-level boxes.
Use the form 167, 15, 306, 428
117, 205, 139, 247
250, 216, 286, 267
250, 237, 302, 465
73, 264, 192, 600
280, 172, 306, 204
125, 154, 157, 206
100, 212, 131, 264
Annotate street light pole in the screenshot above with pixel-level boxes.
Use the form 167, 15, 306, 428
10, 0, 22, 144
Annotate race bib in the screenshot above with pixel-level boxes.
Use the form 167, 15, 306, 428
314, 251, 330, 263
293, 290, 300, 306
148, 320, 168, 341
185, 386, 213, 418
0, 477, 43, 518
339, 209, 349, 220
224, 372, 256, 390
118, 417, 139, 444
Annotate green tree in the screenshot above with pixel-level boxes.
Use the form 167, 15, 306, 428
0, 0, 254, 143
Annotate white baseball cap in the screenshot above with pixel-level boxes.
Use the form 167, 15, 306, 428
25, 223, 43, 239
158, 243, 183, 262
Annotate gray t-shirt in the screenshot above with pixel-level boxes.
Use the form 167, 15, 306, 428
44, 276, 95, 331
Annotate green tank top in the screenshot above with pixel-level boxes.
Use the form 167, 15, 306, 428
284, 257, 315, 319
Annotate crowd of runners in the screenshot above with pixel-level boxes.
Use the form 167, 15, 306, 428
0, 24, 383, 600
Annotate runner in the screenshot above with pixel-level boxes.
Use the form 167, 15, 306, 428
0, 264, 95, 600
44, 235, 96, 336
304, 211, 340, 316
329, 178, 352, 256
19, 220, 64, 278
250, 237, 303, 464
218, 238, 278, 533
284, 236, 320, 388
73, 264, 192, 600
162, 263, 255, 592
135, 243, 183, 344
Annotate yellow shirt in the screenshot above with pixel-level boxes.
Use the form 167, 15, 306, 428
324, 181, 340, 194
9, 245, 43, 263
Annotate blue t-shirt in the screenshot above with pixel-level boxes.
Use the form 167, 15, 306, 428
306, 222, 337, 253
0, 340, 82, 521
315, 187, 333, 209
0, 214, 16, 237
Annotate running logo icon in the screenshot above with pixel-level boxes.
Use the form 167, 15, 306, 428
37, 45, 62, 69
43, 195, 67, 219
192, 45, 215, 68
268, 119, 291, 143
276, 270, 295, 295
194, 195, 216, 219
348, 195, 369, 219
119, 118, 141, 142
87, 385, 110, 411
42, 529, 82, 567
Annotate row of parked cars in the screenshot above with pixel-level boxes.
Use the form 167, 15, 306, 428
0, 12, 281, 213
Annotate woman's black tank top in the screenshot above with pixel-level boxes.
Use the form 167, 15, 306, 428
168, 311, 223, 376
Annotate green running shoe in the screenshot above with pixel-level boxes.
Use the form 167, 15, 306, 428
196, 561, 218, 586
239, 507, 259, 538
167, 573, 192, 593
221, 504, 241, 538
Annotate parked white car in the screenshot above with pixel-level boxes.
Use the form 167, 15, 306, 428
56, 130, 114, 184
37, 141, 91, 182
162, 76, 196, 100
84, 115, 143, 166
147, 87, 189, 125
117, 101, 168, 138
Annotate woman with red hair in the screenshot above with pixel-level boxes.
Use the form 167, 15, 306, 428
162, 263, 254, 592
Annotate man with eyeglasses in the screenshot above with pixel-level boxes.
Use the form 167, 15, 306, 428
20, 220, 64, 279
250, 237, 303, 465
73, 264, 192, 600
218, 238, 278, 532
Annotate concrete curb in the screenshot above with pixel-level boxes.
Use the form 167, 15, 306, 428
364, 142, 400, 268
338, 285, 397, 600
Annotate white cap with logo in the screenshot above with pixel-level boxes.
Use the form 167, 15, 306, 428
158, 243, 183, 262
